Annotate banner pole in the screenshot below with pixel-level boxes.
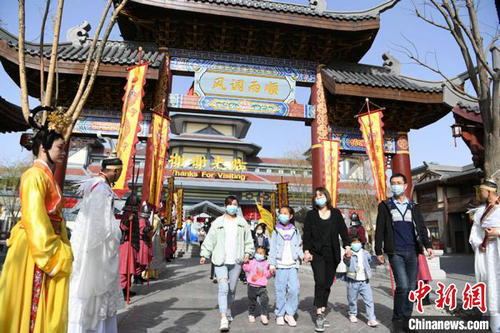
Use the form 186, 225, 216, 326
126, 154, 137, 305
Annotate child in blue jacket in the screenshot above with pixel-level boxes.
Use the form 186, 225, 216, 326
343, 236, 378, 327
269, 206, 304, 327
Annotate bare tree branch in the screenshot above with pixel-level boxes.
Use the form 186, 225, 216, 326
39, 0, 50, 102
415, 7, 450, 31
427, 0, 481, 93
43, 0, 64, 107
394, 39, 480, 101
18, 0, 30, 123
66, 0, 130, 141
444, 0, 495, 78
65, 0, 112, 118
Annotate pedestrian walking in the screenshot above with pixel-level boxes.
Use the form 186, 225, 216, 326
269, 206, 303, 327
242, 246, 272, 325
302, 187, 351, 332
344, 236, 378, 327
199, 196, 254, 332
375, 172, 433, 332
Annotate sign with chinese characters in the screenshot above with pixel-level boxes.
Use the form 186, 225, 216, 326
171, 169, 247, 181
194, 68, 296, 103
168, 153, 247, 172
73, 116, 150, 138
331, 126, 397, 154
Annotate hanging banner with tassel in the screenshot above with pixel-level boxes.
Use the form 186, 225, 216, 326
357, 107, 387, 202
175, 188, 184, 230
163, 177, 175, 225
277, 182, 289, 209
322, 139, 341, 207
142, 101, 170, 209
114, 62, 148, 197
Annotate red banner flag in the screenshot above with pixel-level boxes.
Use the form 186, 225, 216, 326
142, 105, 170, 209
357, 109, 387, 202
114, 62, 148, 197
322, 139, 341, 207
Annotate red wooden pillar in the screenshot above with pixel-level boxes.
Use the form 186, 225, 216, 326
54, 138, 70, 192
391, 132, 413, 198
310, 66, 329, 192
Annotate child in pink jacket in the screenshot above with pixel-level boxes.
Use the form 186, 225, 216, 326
242, 246, 273, 325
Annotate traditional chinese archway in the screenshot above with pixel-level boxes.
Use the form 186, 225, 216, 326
0, 0, 475, 200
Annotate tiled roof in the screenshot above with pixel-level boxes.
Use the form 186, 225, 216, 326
0, 28, 163, 68
322, 63, 443, 93
182, 0, 399, 20
0, 96, 29, 133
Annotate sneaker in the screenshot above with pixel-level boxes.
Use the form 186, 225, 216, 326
284, 314, 296, 327
276, 316, 285, 326
367, 320, 379, 327
248, 315, 255, 323
349, 315, 358, 323
212, 278, 218, 284
226, 314, 233, 322
314, 314, 325, 332
260, 315, 269, 325
219, 317, 229, 332
323, 315, 330, 327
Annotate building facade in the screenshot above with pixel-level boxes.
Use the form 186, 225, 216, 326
412, 162, 483, 253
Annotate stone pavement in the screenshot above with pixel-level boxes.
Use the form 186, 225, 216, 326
116, 257, 452, 333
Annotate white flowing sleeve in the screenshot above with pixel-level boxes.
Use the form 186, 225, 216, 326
70, 181, 122, 329
469, 209, 484, 250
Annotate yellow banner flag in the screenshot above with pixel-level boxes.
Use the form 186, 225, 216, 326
277, 183, 289, 209
358, 110, 387, 201
163, 177, 175, 225
114, 63, 148, 197
176, 188, 184, 229
255, 200, 274, 235
142, 111, 170, 209
322, 140, 341, 207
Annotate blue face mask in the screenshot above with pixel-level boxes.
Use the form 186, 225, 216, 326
315, 197, 327, 207
278, 214, 290, 224
351, 243, 362, 252
254, 253, 265, 261
391, 184, 405, 196
225, 205, 238, 215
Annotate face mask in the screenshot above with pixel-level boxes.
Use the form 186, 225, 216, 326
278, 214, 290, 224
351, 243, 362, 252
254, 253, 265, 261
315, 197, 327, 207
256, 230, 263, 235
391, 184, 405, 196
225, 205, 238, 215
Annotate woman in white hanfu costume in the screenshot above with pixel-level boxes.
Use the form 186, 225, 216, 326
68, 158, 123, 333
469, 179, 500, 333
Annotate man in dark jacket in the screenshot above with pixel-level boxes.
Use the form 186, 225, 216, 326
375, 173, 433, 330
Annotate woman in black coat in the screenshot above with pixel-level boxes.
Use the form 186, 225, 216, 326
303, 187, 351, 332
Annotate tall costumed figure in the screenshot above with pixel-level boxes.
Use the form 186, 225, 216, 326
0, 106, 74, 333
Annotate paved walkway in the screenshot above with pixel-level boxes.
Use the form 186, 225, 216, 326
116, 257, 450, 333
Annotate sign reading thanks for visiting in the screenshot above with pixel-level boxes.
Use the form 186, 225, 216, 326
194, 68, 296, 103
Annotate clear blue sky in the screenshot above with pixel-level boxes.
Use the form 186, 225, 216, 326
0, 0, 498, 167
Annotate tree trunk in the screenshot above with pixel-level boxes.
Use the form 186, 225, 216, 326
484, 77, 500, 183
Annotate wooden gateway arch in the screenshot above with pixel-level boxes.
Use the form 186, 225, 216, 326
0, 0, 477, 199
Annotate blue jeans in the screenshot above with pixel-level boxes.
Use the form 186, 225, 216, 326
214, 264, 242, 315
347, 279, 376, 321
274, 268, 300, 316
389, 251, 419, 320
